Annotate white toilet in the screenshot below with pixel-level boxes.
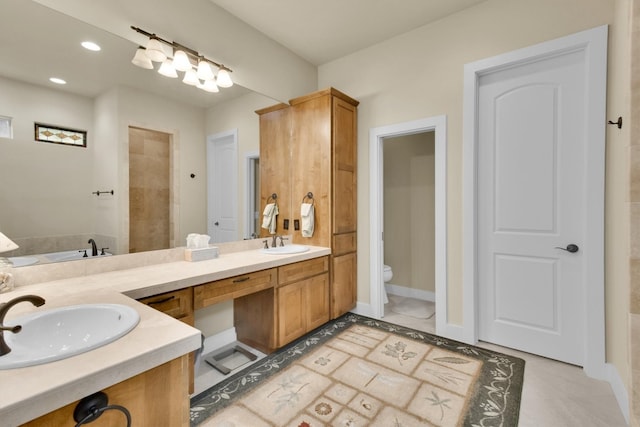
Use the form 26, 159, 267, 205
383, 264, 393, 283
383, 264, 393, 304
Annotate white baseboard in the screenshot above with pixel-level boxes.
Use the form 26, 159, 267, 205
605, 363, 629, 424
202, 327, 237, 355
352, 302, 377, 319
386, 284, 435, 302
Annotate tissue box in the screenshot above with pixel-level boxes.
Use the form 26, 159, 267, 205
185, 246, 219, 262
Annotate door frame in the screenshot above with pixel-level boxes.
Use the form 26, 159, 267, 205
244, 150, 259, 239
368, 116, 449, 337
462, 26, 608, 378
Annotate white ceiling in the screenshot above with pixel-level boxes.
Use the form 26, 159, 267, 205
2, 0, 487, 108
210, 0, 487, 66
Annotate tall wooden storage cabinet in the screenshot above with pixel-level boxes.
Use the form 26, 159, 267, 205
257, 88, 358, 319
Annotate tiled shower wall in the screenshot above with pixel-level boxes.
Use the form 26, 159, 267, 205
128, 127, 171, 253
631, 1, 640, 425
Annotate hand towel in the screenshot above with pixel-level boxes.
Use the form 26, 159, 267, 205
301, 202, 314, 237
261, 202, 279, 234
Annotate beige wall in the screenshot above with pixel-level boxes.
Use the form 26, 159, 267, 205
116, 86, 207, 251
383, 132, 435, 293
318, 0, 629, 398
205, 91, 280, 240
0, 77, 95, 253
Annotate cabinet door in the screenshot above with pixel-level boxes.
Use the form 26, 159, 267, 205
277, 281, 306, 346
291, 95, 332, 246
138, 288, 194, 325
306, 273, 330, 331
258, 105, 291, 237
333, 96, 357, 234
332, 252, 357, 318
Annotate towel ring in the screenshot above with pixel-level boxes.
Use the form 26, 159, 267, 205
302, 192, 314, 205
267, 193, 278, 203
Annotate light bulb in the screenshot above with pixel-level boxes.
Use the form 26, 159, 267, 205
158, 59, 178, 78
198, 79, 219, 93
173, 50, 191, 72
182, 68, 199, 86
81, 41, 101, 51
196, 59, 215, 81
216, 68, 233, 88
131, 47, 153, 69
144, 37, 166, 62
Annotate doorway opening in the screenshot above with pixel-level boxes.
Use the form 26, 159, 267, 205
244, 152, 260, 239
382, 132, 436, 321
369, 116, 448, 336
128, 126, 173, 253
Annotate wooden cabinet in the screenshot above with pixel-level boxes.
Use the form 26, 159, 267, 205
139, 287, 194, 326
257, 88, 359, 319
194, 269, 278, 355
194, 268, 276, 309
138, 288, 195, 393
21, 355, 190, 427
276, 257, 329, 347
257, 103, 292, 235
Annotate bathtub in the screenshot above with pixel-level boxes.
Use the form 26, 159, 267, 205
9, 249, 112, 267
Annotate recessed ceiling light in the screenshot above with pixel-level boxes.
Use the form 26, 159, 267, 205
49, 77, 67, 85
81, 41, 101, 51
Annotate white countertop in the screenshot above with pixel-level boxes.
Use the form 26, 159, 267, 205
0, 245, 330, 426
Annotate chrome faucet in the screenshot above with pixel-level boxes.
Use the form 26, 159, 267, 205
88, 238, 98, 256
271, 235, 278, 248
0, 295, 45, 356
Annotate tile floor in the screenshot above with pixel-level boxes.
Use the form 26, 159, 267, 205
383, 296, 628, 427
193, 296, 628, 426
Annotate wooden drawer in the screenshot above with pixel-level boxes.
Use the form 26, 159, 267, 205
333, 232, 356, 255
138, 288, 193, 324
278, 256, 329, 286
194, 268, 276, 309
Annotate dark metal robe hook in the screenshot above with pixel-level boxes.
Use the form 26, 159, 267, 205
608, 117, 622, 129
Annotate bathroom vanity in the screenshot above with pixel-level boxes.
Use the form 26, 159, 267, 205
0, 243, 330, 426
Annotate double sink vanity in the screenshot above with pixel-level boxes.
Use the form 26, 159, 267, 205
0, 240, 331, 426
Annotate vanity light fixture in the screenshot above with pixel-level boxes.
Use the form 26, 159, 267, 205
158, 58, 178, 77
131, 47, 153, 69
130, 26, 233, 93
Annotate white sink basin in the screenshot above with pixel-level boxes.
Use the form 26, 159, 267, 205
0, 304, 139, 369
260, 244, 310, 255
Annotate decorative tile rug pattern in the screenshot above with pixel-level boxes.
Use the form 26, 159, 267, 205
190, 314, 525, 426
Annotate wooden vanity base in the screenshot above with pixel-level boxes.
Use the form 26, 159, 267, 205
20, 355, 190, 427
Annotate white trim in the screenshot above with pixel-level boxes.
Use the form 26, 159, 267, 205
463, 26, 608, 375
385, 284, 435, 302
244, 150, 259, 239
368, 116, 448, 336
605, 363, 630, 424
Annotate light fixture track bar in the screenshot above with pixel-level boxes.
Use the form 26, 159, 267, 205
130, 26, 231, 72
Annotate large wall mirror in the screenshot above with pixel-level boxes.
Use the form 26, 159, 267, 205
0, 0, 279, 266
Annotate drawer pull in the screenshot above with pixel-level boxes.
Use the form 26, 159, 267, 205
148, 296, 175, 305
233, 277, 250, 283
